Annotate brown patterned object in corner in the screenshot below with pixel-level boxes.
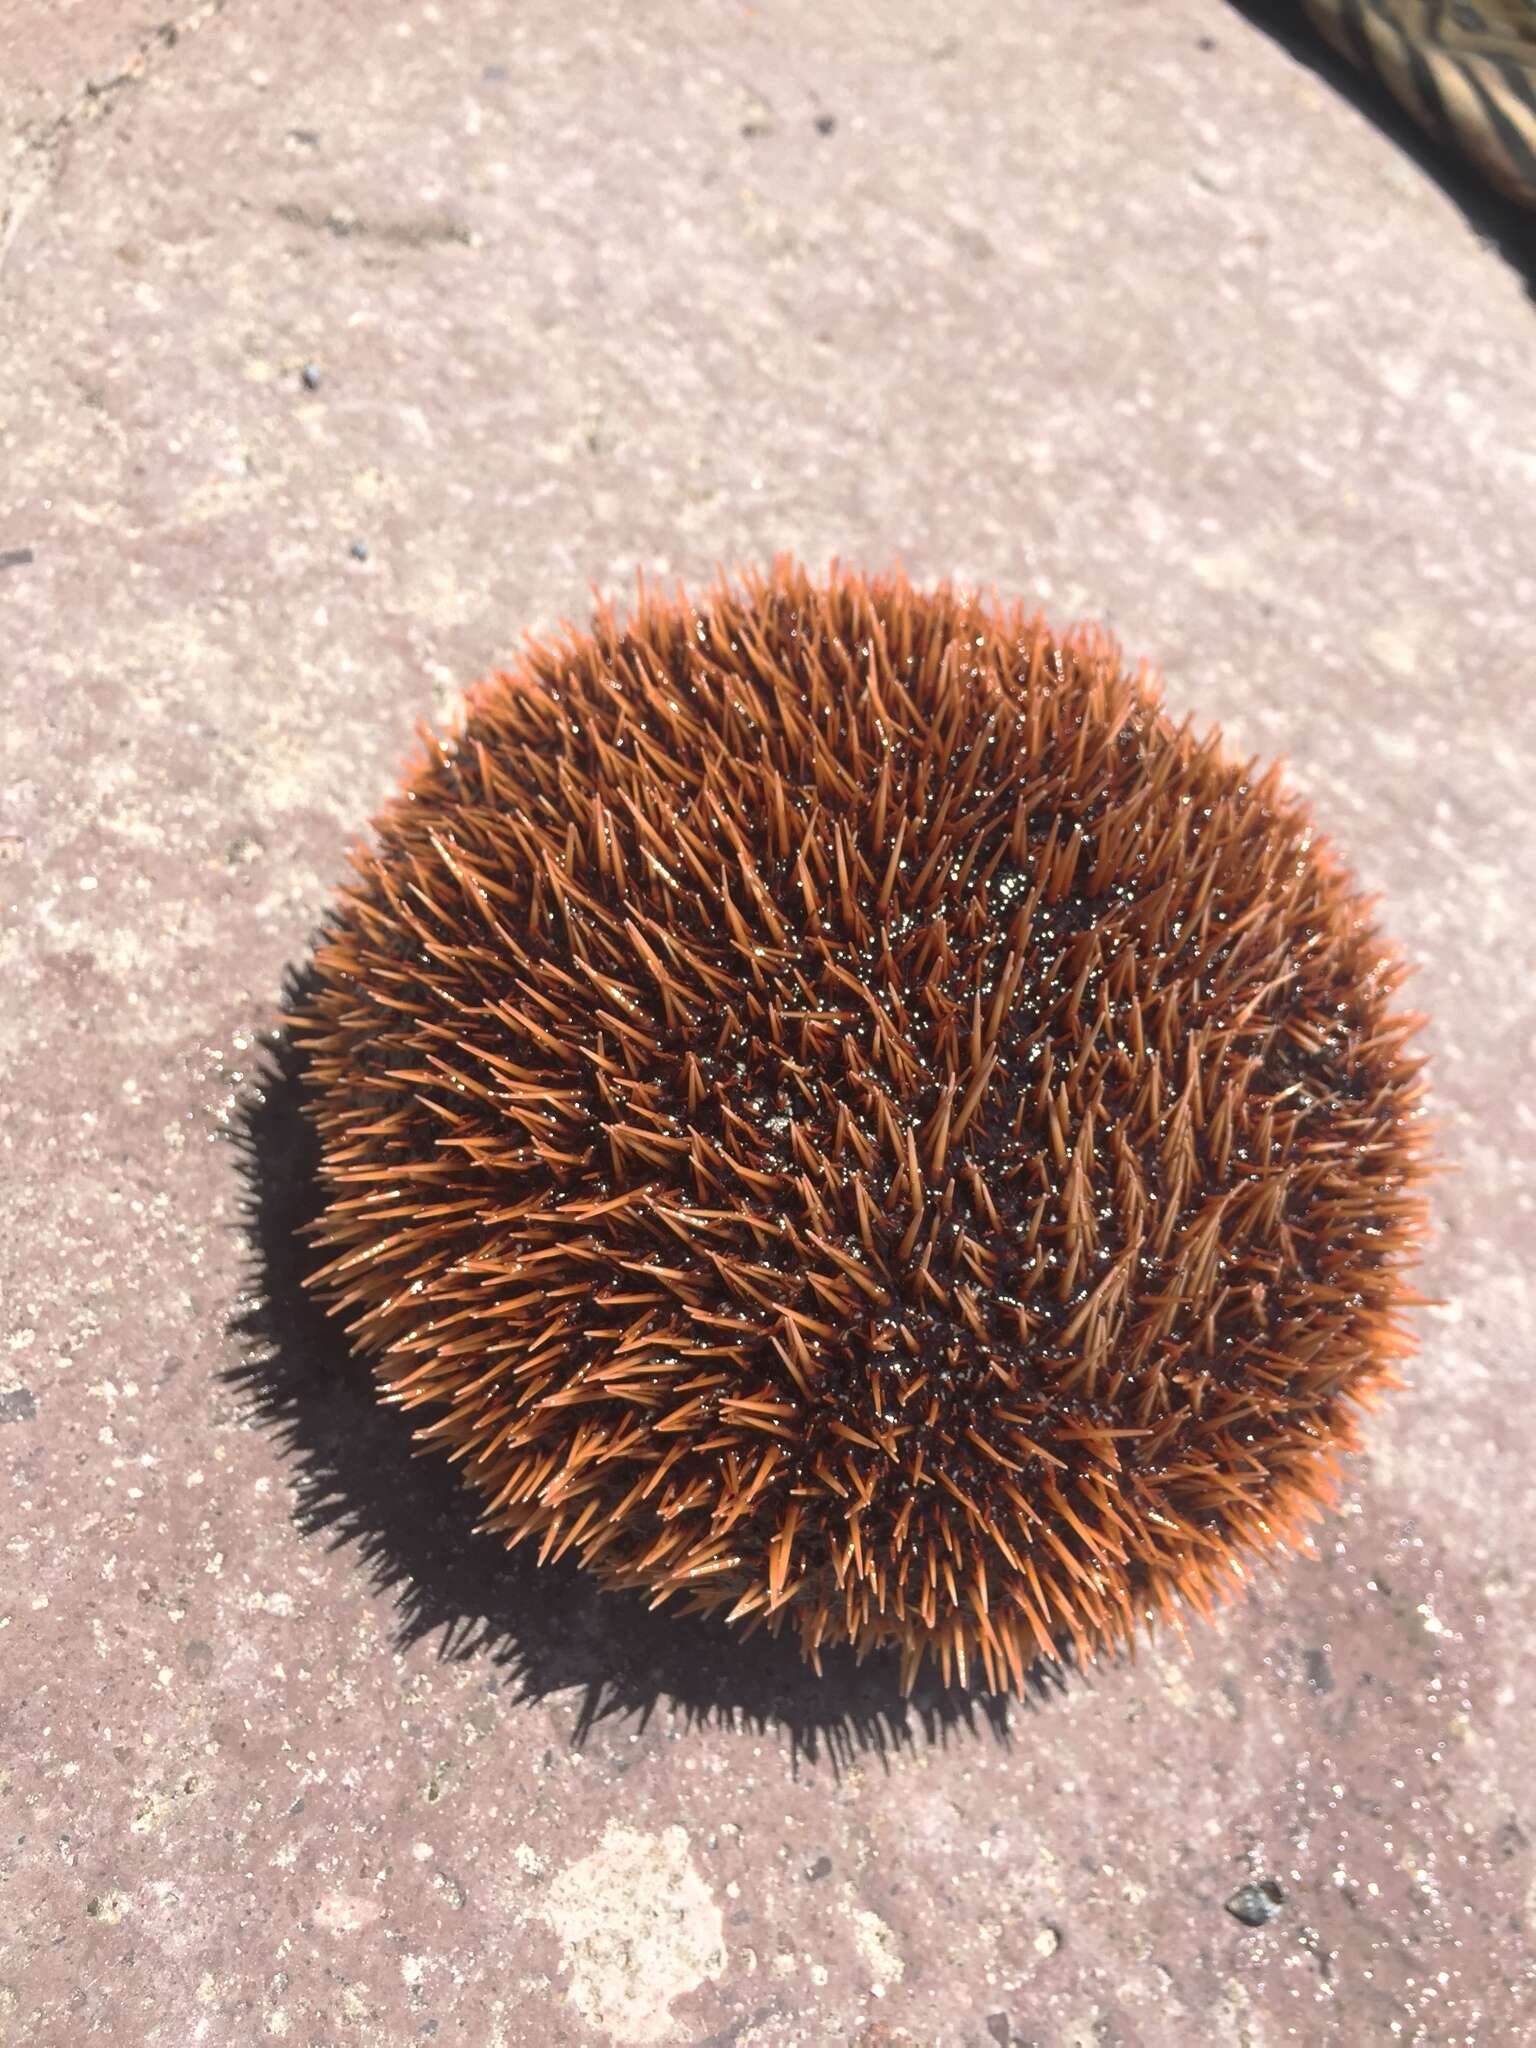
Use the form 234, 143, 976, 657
1303, 0, 1536, 207
292, 561, 1431, 1693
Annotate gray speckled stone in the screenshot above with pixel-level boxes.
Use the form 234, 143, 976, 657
2, 3, 1534, 2044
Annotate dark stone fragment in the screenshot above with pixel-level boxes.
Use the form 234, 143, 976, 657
1226, 1879, 1285, 1927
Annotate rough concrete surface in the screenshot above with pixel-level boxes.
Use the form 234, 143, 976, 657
2, 3, 1534, 2044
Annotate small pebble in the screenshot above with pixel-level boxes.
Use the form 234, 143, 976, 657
1226, 1879, 1285, 1928
301, 362, 322, 390
813, 112, 837, 136
350, 539, 369, 561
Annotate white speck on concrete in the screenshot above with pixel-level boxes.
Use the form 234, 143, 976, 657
540, 1823, 726, 2044
314, 1893, 383, 1935
850, 1905, 905, 1991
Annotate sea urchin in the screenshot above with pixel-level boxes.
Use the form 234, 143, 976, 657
293, 560, 1429, 1692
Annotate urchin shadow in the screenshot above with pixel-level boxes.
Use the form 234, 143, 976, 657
227, 978, 1070, 1769
1224, 1, 1535, 301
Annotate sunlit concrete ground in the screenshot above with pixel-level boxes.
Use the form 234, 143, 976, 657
3, 4, 1534, 2043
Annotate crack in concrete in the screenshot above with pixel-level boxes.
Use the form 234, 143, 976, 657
273, 200, 477, 250
1, 0, 232, 275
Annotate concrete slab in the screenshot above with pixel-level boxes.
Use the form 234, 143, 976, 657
2, 3, 1534, 2044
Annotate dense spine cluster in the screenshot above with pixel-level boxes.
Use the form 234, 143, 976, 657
294, 561, 1429, 1691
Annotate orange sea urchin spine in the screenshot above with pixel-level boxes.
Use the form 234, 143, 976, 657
293, 559, 1430, 1693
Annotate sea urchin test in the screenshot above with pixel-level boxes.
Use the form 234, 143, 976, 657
294, 561, 1429, 1692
